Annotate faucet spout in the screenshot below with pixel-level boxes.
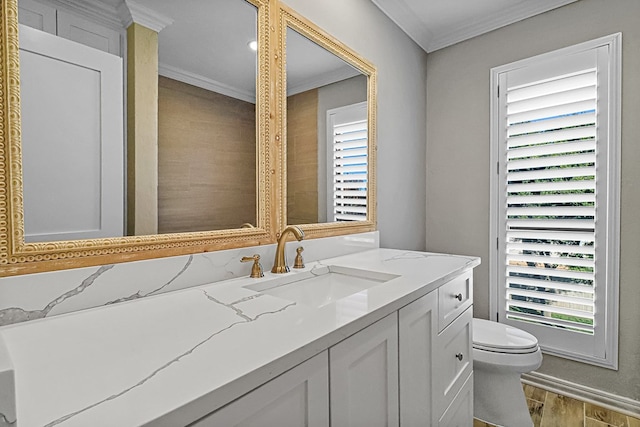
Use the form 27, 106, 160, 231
271, 225, 305, 273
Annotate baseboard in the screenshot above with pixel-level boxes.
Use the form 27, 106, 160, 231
522, 372, 640, 418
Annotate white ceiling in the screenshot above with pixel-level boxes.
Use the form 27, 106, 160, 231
370, 0, 579, 52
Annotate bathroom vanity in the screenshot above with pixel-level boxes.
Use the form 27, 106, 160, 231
0, 249, 478, 426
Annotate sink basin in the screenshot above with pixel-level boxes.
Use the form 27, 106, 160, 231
244, 265, 399, 308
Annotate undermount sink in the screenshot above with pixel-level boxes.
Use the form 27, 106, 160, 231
244, 265, 400, 308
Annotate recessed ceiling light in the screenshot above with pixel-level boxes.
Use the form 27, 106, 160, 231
248, 40, 258, 51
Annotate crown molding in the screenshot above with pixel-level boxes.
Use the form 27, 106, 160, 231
371, 0, 578, 53
427, 0, 579, 52
117, 0, 173, 32
370, 0, 433, 52
158, 63, 256, 104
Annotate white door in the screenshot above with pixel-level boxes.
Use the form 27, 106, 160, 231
19, 24, 124, 242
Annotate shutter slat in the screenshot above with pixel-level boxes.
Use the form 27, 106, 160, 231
507, 241, 595, 256
507, 179, 595, 193
508, 86, 595, 116
508, 99, 595, 125
507, 140, 595, 160
507, 193, 595, 205
507, 229, 595, 243
507, 276, 594, 294
506, 253, 594, 268
507, 166, 595, 181
334, 139, 367, 150
335, 157, 367, 167
335, 190, 366, 198
334, 182, 367, 190
507, 265, 594, 282
334, 147, 367, 158
334, 120, 367, 134
507, 152, 595, 170
507, 126, 595, 148
335, 129, 368, 141
334, 213, 366, 221
506, 311, 593, 333
507, 218, 595, 230
335, 165, 367, 174
508, 70, 596, 102
506, 288, 593, 308
506, 299, 594, 321
508, 111, 595, 137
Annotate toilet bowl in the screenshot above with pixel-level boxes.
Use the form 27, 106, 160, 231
473, 318, 542, 427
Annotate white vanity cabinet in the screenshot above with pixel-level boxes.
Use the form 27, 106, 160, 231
399, 271, 474, 426
191, 351, 330, 427
330, 312, 399, 427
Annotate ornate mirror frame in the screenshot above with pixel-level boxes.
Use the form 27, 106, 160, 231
0, 0, 275, 277
0, 0, 377, 278
277, 4, 377, 239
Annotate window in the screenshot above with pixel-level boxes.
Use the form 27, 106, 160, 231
327, 102, 368, 222
490, 34, 621, 368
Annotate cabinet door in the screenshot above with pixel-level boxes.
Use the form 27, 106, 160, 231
18, 0, 56, 33
191, 351, 329, 427
438, 373, 473, 426
434, 308, 473, 419
399, 290, 437, 426
330, 313, 399, 427
57, 11, 121, 56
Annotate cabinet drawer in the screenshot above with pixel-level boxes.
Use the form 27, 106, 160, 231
438, 272, 472, 331
434, 307, 472, 418
438, 372, 473, 426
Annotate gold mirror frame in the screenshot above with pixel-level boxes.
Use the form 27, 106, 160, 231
277, 5, 377, 238
0, 0, 275, 277
0, 0, 377, 278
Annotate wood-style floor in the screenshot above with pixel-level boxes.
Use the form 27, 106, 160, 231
474, 384, 640, 427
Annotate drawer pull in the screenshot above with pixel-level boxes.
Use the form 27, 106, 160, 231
455, 353, 464, 361
454, 293, 463, 301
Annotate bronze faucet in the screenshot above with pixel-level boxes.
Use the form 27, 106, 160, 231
271, 225, 304, 273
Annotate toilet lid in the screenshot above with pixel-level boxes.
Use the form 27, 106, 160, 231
473, 318, 539, 354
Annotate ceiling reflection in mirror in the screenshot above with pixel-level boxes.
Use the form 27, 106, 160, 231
285, 27, 368, 226
18, 0, 258, 243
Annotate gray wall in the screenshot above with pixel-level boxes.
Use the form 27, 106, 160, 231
283, 0, 429, 251
426, 0, 640, 401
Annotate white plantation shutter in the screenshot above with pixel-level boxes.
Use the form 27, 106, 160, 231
329, 103, 368, 222
491, 35, 620, 367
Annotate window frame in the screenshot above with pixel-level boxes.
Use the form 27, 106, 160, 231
489, 33, 622, 369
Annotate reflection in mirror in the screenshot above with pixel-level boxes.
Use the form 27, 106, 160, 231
285, 27, 368, 226
17, 0, 258, 242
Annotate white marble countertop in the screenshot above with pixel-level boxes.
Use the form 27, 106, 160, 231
0, 248, 480, 427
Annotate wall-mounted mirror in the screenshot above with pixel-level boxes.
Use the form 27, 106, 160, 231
279, 6, 377, 237
0, 0, 273, 275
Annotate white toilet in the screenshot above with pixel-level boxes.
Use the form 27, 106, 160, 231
472, 318, 543, 427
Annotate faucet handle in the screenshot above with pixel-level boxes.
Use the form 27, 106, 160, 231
241, 254, 264, 278
293, 246, 305, 269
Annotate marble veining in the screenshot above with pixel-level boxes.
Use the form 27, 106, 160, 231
0, 265, 114, 326
104, 256, 194, 305
42, 290, 296, 427
0, 232, 380, 328
0, 413, 16, 426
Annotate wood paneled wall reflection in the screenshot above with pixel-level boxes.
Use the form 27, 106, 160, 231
287, 88, 319, 225
157, 76, 257, 233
